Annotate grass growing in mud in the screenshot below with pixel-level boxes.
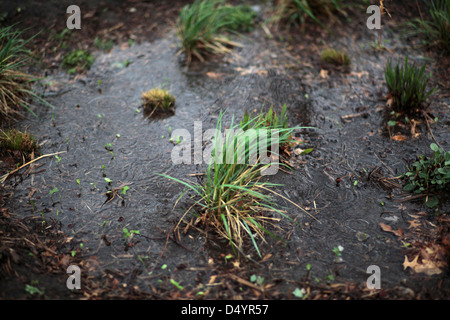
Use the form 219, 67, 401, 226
0, 128, 39, 161
176, 0, 257, 63
407, 0, 450, 52
141, 88, 176, 117
61, 49, 94, 74
384, 55, 437, 114
158, 107, 313, 257
274, 0, 346, 30
0, 25, 48, 118
320, 48, 350, 67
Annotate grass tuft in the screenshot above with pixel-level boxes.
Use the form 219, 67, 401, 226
407, 0, 450, 52
176, 0, 256, 63
274, 0, 345, 30
141, 88, 176, 117
384, 55, 437, 113
0, 25, 45, 118
320, 48, 351, 67
0, 128, 39, 161
61, 49, 94, 74
158, 108, 313, 257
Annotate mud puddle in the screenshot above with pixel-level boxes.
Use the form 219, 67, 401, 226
2, 5, 450, 299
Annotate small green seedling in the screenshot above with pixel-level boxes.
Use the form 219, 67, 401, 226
292, 287, 306, 299
170, 279, 184, 291
25, 284, 44, 296
121, 186, 130, 195
250, 274, 264, 286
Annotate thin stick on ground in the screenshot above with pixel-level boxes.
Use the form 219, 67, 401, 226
0, 151, 66, 184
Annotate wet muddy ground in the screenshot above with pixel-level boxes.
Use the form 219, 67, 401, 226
1, 1, 449, 299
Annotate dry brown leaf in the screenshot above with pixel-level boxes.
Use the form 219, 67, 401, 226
205, 72, 223, 80
259, 253, 272, 263
352, 71, 369, 79
403, 254, 443, 276
386, 97, 394, 108
379, 222, 404, 237
391, 135, 408, 141
319, 69, 328, 79
407, 219, 421, 229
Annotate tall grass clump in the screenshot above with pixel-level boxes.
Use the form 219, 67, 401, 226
177, 0, 257, 63
0, 128, 39, 161
407, 0, 450, 52
274, 0, 345, 30
0, 25, 44, 118
320, 48, 351, 67
157, 108, 313, 257
384, 55, 437, 113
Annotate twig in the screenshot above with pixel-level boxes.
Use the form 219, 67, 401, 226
422, 110, 442, 149
0, 151, 66, 184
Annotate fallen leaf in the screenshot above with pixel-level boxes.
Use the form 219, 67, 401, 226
403, 254, 443, 276
386, 97, 394, 108
352, 71, 369, 79
379, 222, 404, 237
407, 219, 421, 229
206, 72, 223, 80
391, 135, 408, 141
403, 254, 419, 270
319, 69, 328, 79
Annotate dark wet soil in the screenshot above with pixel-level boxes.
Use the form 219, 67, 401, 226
1, 1, 449, 300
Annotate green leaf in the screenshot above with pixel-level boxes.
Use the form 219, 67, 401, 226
425, 196, 439, 208
387, 120, 397, 127
170, 279, 184, 290
430, 143, 440, 152
121, 186, 130, 195
292, 288, 304, 298
300, 148, 314, 155
25, 284, 44, 296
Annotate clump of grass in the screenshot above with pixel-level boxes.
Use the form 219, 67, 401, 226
0, 25, 45, 118
93, 36, 114, 51
384, 55, 437, 113
320, 48, 351, 67
177, 0, 256, 63
141, 88, 176, 117
402, 143, 450, 208
0, 128, 39, 160
407, 0, 450, 52
158, 110, 312, 257
274, 0, 345, 30
61, 49, 94, 74
239, 104, 293, 154
221, 4, 258, 32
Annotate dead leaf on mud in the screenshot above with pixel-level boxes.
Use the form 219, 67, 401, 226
235, 66, 268, 76
352, 70, 369, 79
391, 135, 408, 141
407, 219, 421, 229
386, 96, 394, 108
403, 252, 444, 276
379, 222, 404, 237
205, 72, 224, 80
319, 69, 328, 79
